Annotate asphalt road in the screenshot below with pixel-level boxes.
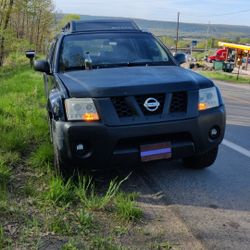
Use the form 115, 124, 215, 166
140, 81, 250, 249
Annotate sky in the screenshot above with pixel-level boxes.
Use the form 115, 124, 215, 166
53, 0, 250, 26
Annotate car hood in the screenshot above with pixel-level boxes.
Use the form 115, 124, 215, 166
57, 66, 213, 98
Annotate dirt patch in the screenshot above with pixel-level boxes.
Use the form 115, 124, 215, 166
117, 169, 205, 250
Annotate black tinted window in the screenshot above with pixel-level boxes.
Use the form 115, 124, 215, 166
59, 33, 173, 71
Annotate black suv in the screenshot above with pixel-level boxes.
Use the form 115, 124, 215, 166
34, 19, 226, 174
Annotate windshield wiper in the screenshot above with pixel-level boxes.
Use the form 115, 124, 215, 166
144, 61, 169, 66
92, 61, 167, 69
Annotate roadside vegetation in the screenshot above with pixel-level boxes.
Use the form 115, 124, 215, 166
0, 0, 55, 66
199, 70, 250, 84
0, 64, 146, 249
0, 2, 175, 247
0, 64, 175, 249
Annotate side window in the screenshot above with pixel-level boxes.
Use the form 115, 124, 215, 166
47, 39, 58, 70
47, 42, 55, 63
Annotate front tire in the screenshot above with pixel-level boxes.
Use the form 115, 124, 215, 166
48, 113, 53, 143
52, 120, 76, 178
183, 146, 218, 169
53, 141, 71, 177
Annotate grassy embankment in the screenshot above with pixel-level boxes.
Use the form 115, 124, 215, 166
198, 71, 250, 84
0, 65, 148, 249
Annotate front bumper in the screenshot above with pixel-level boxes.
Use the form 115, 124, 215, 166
53, 105, 226, 168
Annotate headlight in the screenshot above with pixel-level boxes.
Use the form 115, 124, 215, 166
65, 98, 100, 121
198, 87, 219, 111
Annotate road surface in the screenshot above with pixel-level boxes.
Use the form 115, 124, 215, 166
136, 80, 250, 249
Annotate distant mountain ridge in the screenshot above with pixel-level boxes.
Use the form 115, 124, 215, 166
59, 14, 250, 39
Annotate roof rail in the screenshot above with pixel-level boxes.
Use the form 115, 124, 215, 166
62, 19, 141, 33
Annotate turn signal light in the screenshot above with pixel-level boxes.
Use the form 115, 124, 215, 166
198, 103, 207, 111
82, 113, 100, 121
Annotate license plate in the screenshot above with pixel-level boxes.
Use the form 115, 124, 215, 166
140, 142, 172, 162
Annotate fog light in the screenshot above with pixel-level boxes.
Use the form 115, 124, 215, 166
209, 127, 220, 140
76, 144, 84, 151
76, 144, 88, 155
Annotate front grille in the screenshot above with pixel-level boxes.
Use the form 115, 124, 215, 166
111, 97, 134, 117
170, 92, 187, 113
135, 94, 165, 115
111, 91, 187, 119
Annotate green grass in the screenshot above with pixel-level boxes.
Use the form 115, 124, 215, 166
0, 151, 19, 188
75, 175, 129, 210
43, 205, 94, 237
199, 70, 250, 84
0, 157, 11, 205
62, 241, 79, 250
151, 241, 173, 250
90, 236, 124, 250
0, 225, 4, 249
0, 67, 48, 153
28, 142, 53, 168
77, 208, 93, 229
0, 159, 11, 184
0, 64, 173, 249
114, 192, 142, 221
46, 176, 74, 205
192, 51, 207, 61
0, 224, 11, 249
48, 216, 72, 235
22, 177, 36, 197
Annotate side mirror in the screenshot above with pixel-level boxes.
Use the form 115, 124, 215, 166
174, 53, 186, 65
34, 60, 50, 74
25, 50, 36, 67
25, 50, 36, 59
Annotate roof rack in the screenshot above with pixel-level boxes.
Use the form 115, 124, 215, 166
62, 19, 141, 33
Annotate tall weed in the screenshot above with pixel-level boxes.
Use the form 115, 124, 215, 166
75, 175, 130, 210
46, 176, 73, 205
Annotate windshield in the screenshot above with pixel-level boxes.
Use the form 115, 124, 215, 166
59, 33, 173, 71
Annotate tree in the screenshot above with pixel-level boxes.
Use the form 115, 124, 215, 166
0, 0, 14, 66
0, 0, 55, 66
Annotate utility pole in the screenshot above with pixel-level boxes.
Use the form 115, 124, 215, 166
205, 21, 210, 53
175, 12, 180, 54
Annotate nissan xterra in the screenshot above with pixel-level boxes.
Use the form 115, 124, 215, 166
34, 19, 226, 175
